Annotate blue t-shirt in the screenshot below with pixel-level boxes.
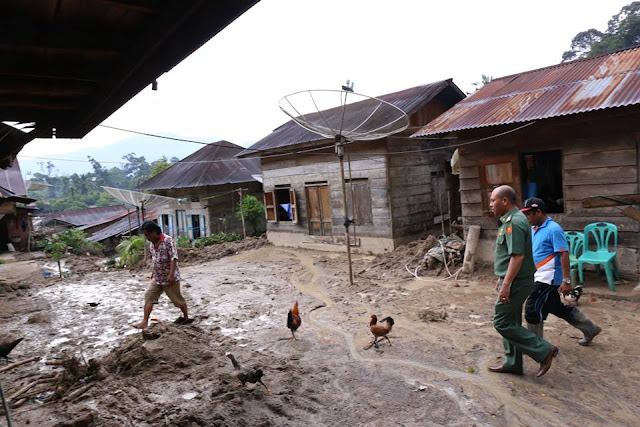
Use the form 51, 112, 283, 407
531, 217, 568, 285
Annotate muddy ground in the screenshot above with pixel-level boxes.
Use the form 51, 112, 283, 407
1, 243, 639, 426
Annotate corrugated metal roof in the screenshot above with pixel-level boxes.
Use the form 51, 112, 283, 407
413, 46, 640, 136
41, 205, 129, 227
138, 141, 261, 191
88, 208, 157, 242
238, 80, 459, 156
0, 159, 28, 196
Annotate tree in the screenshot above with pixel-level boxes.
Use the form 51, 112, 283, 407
468, 74, 493, 95
563, 2, 640, 61
237, 195, 264, 235
149, 156, 172, 178
122, 153, 151, 180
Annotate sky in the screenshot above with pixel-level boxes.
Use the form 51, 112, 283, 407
17, 0, 632, 175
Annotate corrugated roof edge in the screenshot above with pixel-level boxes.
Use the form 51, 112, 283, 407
236, 79, 461, 158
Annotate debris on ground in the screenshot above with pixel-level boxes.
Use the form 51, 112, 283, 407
178, 236, 270, 265
417, 307, 448, 322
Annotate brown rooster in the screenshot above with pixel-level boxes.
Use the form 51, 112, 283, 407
287, 301, 301, 341
366, 315, 394, 349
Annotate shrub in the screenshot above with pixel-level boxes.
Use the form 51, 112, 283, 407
175, 236, 192, 249
53, 228, 104, 255
192, 232, 241, 249
116, 236, 146, 268
237, 195, 264, 235
45, 241, 67, 278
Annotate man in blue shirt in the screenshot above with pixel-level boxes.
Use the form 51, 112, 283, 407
521, 198, 601, 345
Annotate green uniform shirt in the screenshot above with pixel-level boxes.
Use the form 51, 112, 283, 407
494, 207, 536, 281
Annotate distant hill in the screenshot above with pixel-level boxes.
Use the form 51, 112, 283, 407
18, 134, 221, 177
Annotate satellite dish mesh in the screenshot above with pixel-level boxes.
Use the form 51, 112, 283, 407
102, 186, 176, 210
279, 90, 410, 141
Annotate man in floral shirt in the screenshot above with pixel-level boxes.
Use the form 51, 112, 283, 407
133, 221, 188, 329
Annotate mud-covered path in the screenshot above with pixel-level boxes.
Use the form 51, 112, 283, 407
1, 247, 639, 426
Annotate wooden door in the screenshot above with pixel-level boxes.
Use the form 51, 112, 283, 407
478, 155, 521, 217
306, 185, 332, 236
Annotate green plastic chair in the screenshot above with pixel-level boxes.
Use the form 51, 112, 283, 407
564, 231, 584, 284
577, 222, 620, 291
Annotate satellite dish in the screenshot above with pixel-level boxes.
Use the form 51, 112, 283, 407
102, 186, 177, 210
279, 83, 410, 285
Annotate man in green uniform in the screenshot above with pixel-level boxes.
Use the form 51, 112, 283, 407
489, 185, 558, 377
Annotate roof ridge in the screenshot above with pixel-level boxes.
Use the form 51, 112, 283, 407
492, 44, 640, 83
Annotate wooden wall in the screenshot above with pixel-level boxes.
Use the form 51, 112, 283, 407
387, 135, 454, 240
457, 111, 640, 275
261, 141, 392, 239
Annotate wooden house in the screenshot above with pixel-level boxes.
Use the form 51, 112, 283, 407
238, 80, 466, 253
138, 141, 263, 238
0, 159, 36, 251
412, 46, 640, 276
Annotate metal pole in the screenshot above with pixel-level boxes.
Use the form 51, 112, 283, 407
136, 207, 141, 235
127, 208, 132, 237
238, 189, 247, 239
348, 154, 357, 241
336, 136, 354, 286
0, 378, 13, 427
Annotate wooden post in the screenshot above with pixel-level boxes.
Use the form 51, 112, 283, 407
238, 189, 247, 239
462, 225, 481, 274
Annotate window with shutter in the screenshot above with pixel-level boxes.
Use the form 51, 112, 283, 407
478, 155, 521, 216
264, 192, 277, 222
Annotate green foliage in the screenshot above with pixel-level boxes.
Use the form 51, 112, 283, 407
45, 241, 68, 278
47, 228, 103, 256
30, 152, 176, 214
563, 2, 640, 61
0, 259, 5, 264
149, 156, 173, 178
106, 256, 117, 267
192, 232, 241, 249
175, 236, 192, 249
116, 236, 146, 268
469, 74, 493, 94
237, 195, 264, 235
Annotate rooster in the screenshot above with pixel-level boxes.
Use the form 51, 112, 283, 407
225, 353, 270, 394
366, 315, 394, 349
287, 301, 301, 341
0, 337, 23, 361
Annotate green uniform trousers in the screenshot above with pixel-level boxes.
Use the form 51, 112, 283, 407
494, 278, 552, 372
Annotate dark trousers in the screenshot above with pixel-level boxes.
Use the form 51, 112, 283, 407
524, 281, 574, 325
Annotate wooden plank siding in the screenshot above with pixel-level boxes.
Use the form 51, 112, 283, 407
387, 136, 454, 239
457, 117, 640, 275
261, 141, 393, 239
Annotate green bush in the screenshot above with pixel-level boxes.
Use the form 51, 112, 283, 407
237, 195, 264, 235
45, 241, 67, 278
175, 236, 192, 249
192, 232, 241, 249
116, 236, 146, 268
0, 259, 5, 264
52, 228, 104, 255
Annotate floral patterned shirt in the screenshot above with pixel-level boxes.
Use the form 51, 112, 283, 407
150, 233, 181, 285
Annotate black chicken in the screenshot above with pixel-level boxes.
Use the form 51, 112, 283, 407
0, 337, 23, 361
225, 353, 270, 394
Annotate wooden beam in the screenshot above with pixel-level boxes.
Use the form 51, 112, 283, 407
582, 194, 640, 208
0, 80, 94, 97
0, 44, 121, 59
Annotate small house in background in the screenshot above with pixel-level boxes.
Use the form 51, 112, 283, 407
138, 141, 263, 239
238, 80, 466, 253
38, 205, 130, 234
0, 159, 36, 251
412, 46, 640, 276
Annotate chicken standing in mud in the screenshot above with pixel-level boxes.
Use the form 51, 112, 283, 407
365, 315, 394, 349
287, 301, 301, 341
133, 221, 189, 329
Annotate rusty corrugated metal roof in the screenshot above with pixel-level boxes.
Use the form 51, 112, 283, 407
41, 205, 129, 227
239, 79, 462, 156
138, 141, 261, 191
413, 46, 640, 136
88, 208, 157, 242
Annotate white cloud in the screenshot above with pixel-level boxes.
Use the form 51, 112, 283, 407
18, 0, 630, 163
